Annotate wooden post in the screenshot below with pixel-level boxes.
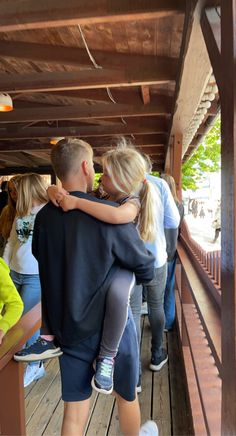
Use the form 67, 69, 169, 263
201, 4, 236, 429
164, 141, 171, 174
220, 1, 236, 434
172, 133, 183, 200
0, 361, 25, 435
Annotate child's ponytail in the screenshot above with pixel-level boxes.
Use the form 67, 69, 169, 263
138, 180, 160, 242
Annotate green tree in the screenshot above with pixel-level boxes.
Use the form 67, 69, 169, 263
182, 117, 221, 190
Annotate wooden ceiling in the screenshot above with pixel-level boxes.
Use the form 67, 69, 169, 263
0, 1, 220, 175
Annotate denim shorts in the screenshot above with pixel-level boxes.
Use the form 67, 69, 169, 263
59, 309, 139, 402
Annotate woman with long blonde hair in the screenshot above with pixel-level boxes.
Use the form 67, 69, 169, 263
3, 173, 48, 387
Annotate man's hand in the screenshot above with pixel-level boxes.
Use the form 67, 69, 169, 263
0, 329, 5, 345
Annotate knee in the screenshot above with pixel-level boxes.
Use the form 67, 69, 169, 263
108, 286, 129, 309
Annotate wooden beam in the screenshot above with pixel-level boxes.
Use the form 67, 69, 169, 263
0, 63, 177, 94
0, 0, 185, 32
201, 8, 222, 89
0, 134, 167, 151
141, 86, 150, 105
0, 119, 168, 140
0, 40, 178, 73
166, 1, 198, 155
172, 133, 183, 197
0, 166, 53, 176
0, 152, 37, 167
0, 98, 172, 124
220, 1, 236, 434
14, 89, 145, 106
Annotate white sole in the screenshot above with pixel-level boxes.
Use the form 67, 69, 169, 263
149, 356, 168, 372
14, 348, 63, 362
136, 385, 142, 394
91, 376, 113, 395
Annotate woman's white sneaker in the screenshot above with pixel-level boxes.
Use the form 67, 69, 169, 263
24, 362, 45, 387
139, 420, 159, 435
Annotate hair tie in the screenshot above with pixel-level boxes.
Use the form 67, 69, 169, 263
143, 178, 147, 184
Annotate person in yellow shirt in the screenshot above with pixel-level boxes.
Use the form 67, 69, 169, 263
0, 257, 23, 345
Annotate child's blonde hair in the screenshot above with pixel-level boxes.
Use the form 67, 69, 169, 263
0, 175, 21, 239
16, 173, 48, 217
102, 140, 159, 242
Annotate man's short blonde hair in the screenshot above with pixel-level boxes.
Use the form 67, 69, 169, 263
51, 138, 93, 180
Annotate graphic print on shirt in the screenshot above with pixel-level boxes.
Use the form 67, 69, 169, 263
16, 214, 36, 243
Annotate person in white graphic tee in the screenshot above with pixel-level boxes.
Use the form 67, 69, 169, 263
3, 173, 47, 387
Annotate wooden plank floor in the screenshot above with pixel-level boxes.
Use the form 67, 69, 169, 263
25, 316, 193, 436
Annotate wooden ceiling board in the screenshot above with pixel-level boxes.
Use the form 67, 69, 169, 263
0, 1, 213, 174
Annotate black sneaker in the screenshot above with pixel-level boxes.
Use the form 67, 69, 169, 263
149, 350, 168, 371
14, 337, 63, 362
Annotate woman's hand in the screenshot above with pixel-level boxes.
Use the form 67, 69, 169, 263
0, 329, 5, 345
47, 185, 68, 207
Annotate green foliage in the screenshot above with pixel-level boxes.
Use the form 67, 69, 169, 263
93, 172, 102, 189
182, 117, 221, 190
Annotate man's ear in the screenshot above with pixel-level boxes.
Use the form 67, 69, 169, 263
81, 160, 89, 175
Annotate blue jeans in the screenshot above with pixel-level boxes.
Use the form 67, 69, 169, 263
130, 263, 167, 364
164, 258, 177, 330
10, 270, 41, 364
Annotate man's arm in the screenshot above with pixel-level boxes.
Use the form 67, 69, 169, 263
110, 223, 155, 284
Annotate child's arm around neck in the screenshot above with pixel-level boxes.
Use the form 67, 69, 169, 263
58, 194, 138, 224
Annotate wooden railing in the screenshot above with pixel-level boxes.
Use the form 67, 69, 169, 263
0, 303, 41, 436
180, 219, 221, 306
176, 221, 221, 436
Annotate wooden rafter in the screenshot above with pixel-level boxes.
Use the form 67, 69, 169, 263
0, 0, 185, 32
0, 40, 177, 72
0, 62, 177, 94
13, 89, 145, 106
0, 98, 171, 124
0, 134, 166, 151
0, 119, 168, 140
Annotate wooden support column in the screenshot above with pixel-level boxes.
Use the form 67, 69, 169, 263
164, 144, 171, 174
220, 2, 236, 434
0, 361, 25, 435
202, 2, 236, 433
172, 133, 183, 199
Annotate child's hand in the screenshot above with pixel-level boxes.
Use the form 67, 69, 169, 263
47, 185, 68, 207
0, 329, 5, 345
58, 195, 78, 212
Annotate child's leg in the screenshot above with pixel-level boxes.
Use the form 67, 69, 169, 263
99, 269, 135, 358
92, 269, 135, 394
